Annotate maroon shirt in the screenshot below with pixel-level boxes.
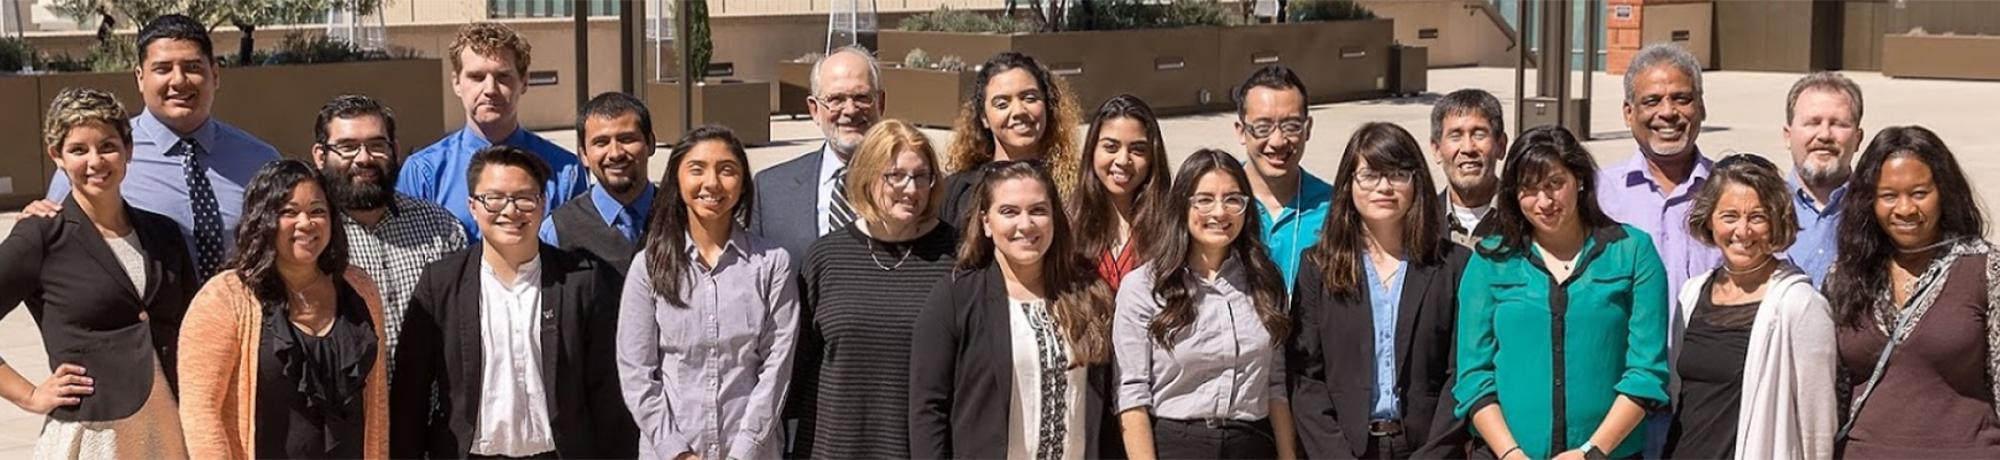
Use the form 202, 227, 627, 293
1837, 254, 2000, 458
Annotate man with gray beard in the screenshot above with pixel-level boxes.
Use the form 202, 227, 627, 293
1780, 72, 1865, 286
751, 45, 884, 265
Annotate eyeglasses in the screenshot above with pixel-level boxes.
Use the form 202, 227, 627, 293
1190, 194, 1251, 215
1241, 117, 1310, 139
472, 193, 541, 213
1355, 169, 1417, 188
882, 170, 935, 188
319, 140, 395, 160
810, 92, 877, 111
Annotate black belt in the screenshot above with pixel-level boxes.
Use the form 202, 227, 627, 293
1368, 419, 1404, 436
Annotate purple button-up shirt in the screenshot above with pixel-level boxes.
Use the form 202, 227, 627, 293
1596, 152, 1721, 332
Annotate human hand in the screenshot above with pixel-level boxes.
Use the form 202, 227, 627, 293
19, 364, 90, 414
20, 200, 60, 218
672, 452, 701, 460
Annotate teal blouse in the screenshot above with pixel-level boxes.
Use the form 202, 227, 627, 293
1453, 224, 1671, 459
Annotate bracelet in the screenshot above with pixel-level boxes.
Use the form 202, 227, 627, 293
1499, 446, 1523, 460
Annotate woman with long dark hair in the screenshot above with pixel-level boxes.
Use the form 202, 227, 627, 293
1290, 123, 1466, 459
938, 51, 1084, 228
0, 88, 193, 458
784, 119, 959, 458
1068, 94, 1171, 292
909, 160, 1116, 458
1114, 149, 1296, 459
1454, 126, 1669, 460
180, 160, 388, 459
616, 125, 797, 459
1827, 126, 2000, 458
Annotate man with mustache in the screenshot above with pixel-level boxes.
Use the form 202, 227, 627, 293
753, 45, 884, 264
1235, 64, 1333, 293
31, 14, 282, 281
310, 94, 467, 372
1779, 72, 1864, 287
1597, 42, 1723, 457
540, 92, 656, 278
398, 22, 589, 241
1428, 89, 1507, 248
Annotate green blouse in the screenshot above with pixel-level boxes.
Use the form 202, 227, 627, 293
1453, 224, 1671, 459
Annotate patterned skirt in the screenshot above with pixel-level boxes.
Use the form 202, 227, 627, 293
35, 361, 187, 460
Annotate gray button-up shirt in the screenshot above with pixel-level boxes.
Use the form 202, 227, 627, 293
1113, 259, 1288, 421
617, 229, 799, 460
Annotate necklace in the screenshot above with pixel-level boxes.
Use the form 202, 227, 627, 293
1897, 236, 1962, 254
1721, 256, 1775, 275
868, 238, 914, 271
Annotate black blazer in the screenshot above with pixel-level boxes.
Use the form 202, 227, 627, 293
1288, 243, 1470, 459
750, 148, 825, 266
908, 264, 1115, 459
388, 244, 637, 458
0, 200, 194, 422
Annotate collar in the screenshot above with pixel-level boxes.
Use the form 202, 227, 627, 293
590, 183, 656, 224
1194, 255, 1249, 289
480, 252, 543, 288
1787, 173, 1846, 215
456, 124, 530, 149
819, 143, 846, 185
1619, 149, 1714, 195
682, 226, 752, 261
135, 108, 219, 152
1256, 170, 1334, 216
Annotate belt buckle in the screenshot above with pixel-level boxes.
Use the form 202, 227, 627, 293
1204, 418, 1223, 429
1368, 419, 1404, 436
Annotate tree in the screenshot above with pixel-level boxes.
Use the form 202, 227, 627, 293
49, 0, 381, 65
677, 0, 711, 81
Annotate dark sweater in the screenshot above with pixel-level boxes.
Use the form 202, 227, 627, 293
550, 196, 641, 278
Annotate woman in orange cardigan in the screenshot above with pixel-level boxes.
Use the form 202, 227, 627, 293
178, 159, 388, 459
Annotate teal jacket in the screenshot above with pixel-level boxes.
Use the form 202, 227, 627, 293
1453, 224, 1671, 459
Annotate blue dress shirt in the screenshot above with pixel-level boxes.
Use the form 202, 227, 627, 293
396, 126, 588, 241
45, 109, 279, 261
1254, 171, 1333, 294
1362, 249, 1407, 420
1785, 177, 1843, 287
541, 184, 656, 245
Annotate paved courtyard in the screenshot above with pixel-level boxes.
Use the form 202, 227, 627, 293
0, 67, 1997, 454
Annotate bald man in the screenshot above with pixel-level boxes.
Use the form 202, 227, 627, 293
751, 45, 886, 263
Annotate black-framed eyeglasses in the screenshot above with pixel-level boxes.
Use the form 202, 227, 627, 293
1355, 169, 1417, 188
882, 170, 935, 188
471, 193, 541, 213
318, 140, 395, 160
1190, 193, 1251, 215
1241, 117, 1311, 139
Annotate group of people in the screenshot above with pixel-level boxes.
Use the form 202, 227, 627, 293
0, 11, 1993, 460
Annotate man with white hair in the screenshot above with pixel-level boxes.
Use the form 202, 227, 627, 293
752, 45, 885, 263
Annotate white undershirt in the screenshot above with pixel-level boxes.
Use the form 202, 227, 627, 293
1449, 200, 1492, 232
472, 255, 556, 457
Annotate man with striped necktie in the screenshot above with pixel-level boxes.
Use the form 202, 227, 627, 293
751, 45, 884, 266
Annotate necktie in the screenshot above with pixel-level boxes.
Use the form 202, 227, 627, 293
829, 166, 857, 231
614, 207, 641, 243
176, 139, 227, 280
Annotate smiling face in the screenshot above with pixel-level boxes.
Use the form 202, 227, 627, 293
809, 52, 882, 156
583, 113, 652, 197
1873, 154, 1943, 250
1518, 166, 1582, 238
1708, 183, 1777, 269
1624, 65, 1706, 160
136, 39, 218, 133
276, 181, 334, 269
1236, 86, 1311, 181
1784, 88, 1862, 190
873, 147, 935, 226
50, 122, 131, 201
982, 177, 1055, 268
980, 68, 1048, 157
314, 115, 398, 210
1432, 112, 1502, 194
1092, 117, 1153, 200
678, 140, 744, 225
1351, 158, 1415, 226
470, 164, 544, 250
452, 48, 526, 130
1188, 170, 1248, 253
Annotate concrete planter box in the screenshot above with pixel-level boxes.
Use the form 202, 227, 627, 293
646, 79, 773, 146
0, 74, 47, 206
2, 58, 446, 206
881, 65, 977, 128
1218, 19, 1394, 104
775, 60, 814, 118
880, 27, 1224, 116
1391, 45, 1428, 96
1882, 34, 2000, 81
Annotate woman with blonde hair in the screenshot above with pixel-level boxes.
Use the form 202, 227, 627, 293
937, 51, 1084, 230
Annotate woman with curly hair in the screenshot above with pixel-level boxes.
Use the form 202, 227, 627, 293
937, 51, 1083, 232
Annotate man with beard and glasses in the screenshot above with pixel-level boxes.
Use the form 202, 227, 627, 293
752, 45, 883, 264
1598, 42, 1723, 457
311, 95, 466, 371
1428, 89, 1507, 248
1779, 72, 1864, 287
540, 92, 656, 278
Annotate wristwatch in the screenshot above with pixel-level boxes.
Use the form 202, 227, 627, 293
1580, 442, 1608, 460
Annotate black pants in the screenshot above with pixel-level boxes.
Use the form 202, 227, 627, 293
468, 452, 558, 460
1364, 432, 1413, 459
1153, 417, 1277, 459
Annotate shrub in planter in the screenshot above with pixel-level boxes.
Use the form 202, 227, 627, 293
1287, 0, 1376, 22
900, 8, 1038, 33
0, 37, 32, 72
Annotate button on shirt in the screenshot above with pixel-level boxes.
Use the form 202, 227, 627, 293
1785, 177, 1843, 287
397, 126, 589, 241
1113, 259, 1287, 421
616, 230, 799, 460
344, 194, 468, 374
1596, 153, 1722, 338
45, 109, 278, 259
1363, 250, 1407, 420
1255, 171, 1334, 294
540, 184, 656, 245
473, 255, 557, 457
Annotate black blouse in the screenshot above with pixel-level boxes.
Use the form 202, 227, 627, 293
1666, 274, 1759, 459
255, 280, 377, 459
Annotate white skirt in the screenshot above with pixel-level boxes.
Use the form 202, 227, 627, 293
34, 361, 188, 460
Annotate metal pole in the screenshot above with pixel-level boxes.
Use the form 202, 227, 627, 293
622, 0, 638, 94
1514, 0, 1526, 138
679, 0, 694, 134
1581, 0, 1599, 139
575, 0, 590, 109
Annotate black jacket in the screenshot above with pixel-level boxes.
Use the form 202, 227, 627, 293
388, 244, 637, 458
0, 201, 194, 422
908, 264, 1117, 459
1289, 243, 1471, 458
